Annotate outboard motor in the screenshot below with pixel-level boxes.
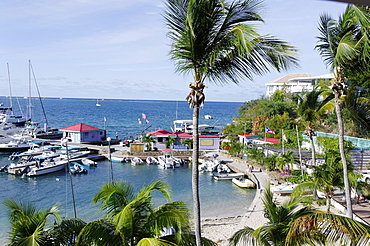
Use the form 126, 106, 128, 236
18, 166, 31, 176
0, 164, 9, 172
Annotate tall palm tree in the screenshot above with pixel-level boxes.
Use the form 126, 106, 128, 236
163, 1, 298, 243
315, 5, 370, 219
230, 184, 370, 246
76, 180, 193, 245
296, 87, 333, 167
4, 198, 60, 246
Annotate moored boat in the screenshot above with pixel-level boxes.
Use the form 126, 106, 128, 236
146, 156, 158, 165
271, 184, 298, 195
212, 172, 244, 181
26, 157, 68, 176
131, 157, 144, 165
69, 162, 88, 174
81, 158, 97, 167
232, 177, 255, 188
158, 154, 175, 169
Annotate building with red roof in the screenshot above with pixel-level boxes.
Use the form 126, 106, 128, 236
147, 129, 220, 150
60, 123, 106, 143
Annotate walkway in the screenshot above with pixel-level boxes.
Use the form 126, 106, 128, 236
219, 152, 370, 227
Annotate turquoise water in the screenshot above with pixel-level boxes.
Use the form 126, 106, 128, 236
0, 98, 256, 243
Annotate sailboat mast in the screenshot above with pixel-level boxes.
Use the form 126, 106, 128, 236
6, 63, 13, 113
28, 60, 32, 120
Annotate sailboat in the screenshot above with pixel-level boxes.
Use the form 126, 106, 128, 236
96, 99, 101, 107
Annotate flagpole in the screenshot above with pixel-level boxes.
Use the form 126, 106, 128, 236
296, 125, 304, 178
282, 129, 285, 154
264, 126, 266, 142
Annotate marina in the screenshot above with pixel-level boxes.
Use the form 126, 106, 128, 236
0, 97, 248, 244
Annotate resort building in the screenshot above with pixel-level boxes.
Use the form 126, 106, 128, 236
60, 123, 106, 143
265, 73, 333, 97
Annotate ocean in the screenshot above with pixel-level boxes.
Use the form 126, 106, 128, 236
0, 97, 255, 243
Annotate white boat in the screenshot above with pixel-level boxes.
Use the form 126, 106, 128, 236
212, 172, 245, 181
217, 163, 231, 173
108, 155, 127, 163
6, 155, 38, 175
131, 157, 144, 165
96, 99, 101, 107
146, 156, 158, 165
232, 177, 255, 188
271, 184, 298, 195
0, 138, 32, 153
26, 157, 68, 176
204, 114, 213, 119
199, 158, 219, 172
158, 154, 175, 169
81, 158, 97, 166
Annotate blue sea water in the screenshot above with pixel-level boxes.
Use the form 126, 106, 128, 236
0, 97, 255, 243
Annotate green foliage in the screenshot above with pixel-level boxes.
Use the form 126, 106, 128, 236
228, 142, 244, 157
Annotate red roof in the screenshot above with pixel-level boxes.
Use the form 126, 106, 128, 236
257, 138, 280, 144
147, 129, 192, 138
239, 134, 261, 138
60, 123, 102, 132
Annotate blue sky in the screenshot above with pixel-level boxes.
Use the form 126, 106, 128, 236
0, 0, 348, 102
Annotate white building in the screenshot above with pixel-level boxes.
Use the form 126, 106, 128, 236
265, 73, 333, 97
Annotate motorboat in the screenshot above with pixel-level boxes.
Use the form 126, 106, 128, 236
271, 183, 298, 195
158, 154, 175, 169
146, 156, 158, 165
81, 158, 97, 167
26, 157, 68, 176
6, 155, 38, 175
232, 177, 255, 188
0, 138, 32, 153
69, 162, 88, 174
108, 155, 127, 163
131, 157, 144, 165
217, 162, 231, 173
212, 172, 245, 181
199, 158, 219, 172
204, 114, 213, 119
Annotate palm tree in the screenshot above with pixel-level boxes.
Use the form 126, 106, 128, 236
230, 184, 370, 246
296, 87, 333, 167
293, 149, 344, 213
165, 137, 176, 149
315, 5, 370, 219
164, 1, 298, 243
142, 134, 156, 151
4, 198, 60, 246
76, 180, 193, 245
49, 218, 87, 245
275, 150, 297, 172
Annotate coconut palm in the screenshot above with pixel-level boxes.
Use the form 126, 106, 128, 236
49, 218, 87, 245
164, 0, 298, 243
315, 4, 370, 219
230, 184, 370, 246
142, 134, 156, 151
76, 180, 193, 245
296, 87, 333, 167
4, 198, 60, 246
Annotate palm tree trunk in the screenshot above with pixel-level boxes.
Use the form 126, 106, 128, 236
334, 90, 353, 219
192, 104, 202, 245
309, 134, 316, 167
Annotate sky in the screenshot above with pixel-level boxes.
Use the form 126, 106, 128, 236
0, 0, 349, 102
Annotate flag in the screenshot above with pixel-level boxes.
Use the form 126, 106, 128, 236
145, 119, 150, 124
138, 118, 142, 124
104, 117, 107, 122
265, 127, 275, 134
142, 113, 147, 119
